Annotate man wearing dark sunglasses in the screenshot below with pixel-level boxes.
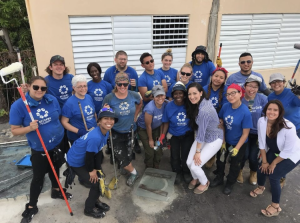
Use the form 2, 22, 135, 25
138, 52, 168, 105
104, 50, 139, 91
226, 52, 271, 96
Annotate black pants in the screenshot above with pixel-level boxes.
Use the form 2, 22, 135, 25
29, 149, 59, 207
170, 132, 194, 173
62, 129, 70, 154
215, 142, 248, 185
72, 166, 100, 211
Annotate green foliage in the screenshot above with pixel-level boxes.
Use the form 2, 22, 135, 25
0, 0, 33, 51
0, 108, 8, 117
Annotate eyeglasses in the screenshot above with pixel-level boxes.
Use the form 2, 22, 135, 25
270, 80, 283, 85
181, 71, 192, 76
32, 85, 47, 91
246, 85, 258, 89
116, 82, 129, 87
76, 85, 87, 89
240, 60, 252, 65
99, 107, 115, 113
225, 91, 239, 97
143, 59, 154, 65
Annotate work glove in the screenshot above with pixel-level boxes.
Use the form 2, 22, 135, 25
230, 148, 239, 157
159, 133, 165, 145
289, 80, 300, 96
78, 128, 88, 136
97, 170, 106, 197
145, 90, 152, 98
220, 143, 226, 153
216, 56, 222, 67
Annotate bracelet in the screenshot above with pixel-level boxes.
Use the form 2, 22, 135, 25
195, 151, 201, 153
196, 148, 201, 152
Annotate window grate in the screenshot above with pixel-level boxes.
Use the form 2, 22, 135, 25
153, 16, 189, 49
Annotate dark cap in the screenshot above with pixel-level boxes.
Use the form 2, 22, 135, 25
98, 108, 118, 123
172, 81, 186, 93
192, 45, 208, 58
50, 55, 65, 64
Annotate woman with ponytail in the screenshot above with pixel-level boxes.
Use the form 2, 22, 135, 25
158, 49, 178, 90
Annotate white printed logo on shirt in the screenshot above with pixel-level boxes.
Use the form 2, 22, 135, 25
225, 115, 234, 130
94, 88, 103, 97
210, 97, 218, 106
85, 105, 93, 115
177, 112, 186, 122
194, 71, 203, 79
119, 102, 129, 111
165, 75, 171, 83
59, 85, 68, 95
36, 108, 49, 119
153, 80, 160, 86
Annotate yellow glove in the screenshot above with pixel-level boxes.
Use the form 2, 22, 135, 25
216, 56, 222, 67
145, 90, 152, 98
97, 170, 105, 197
220, 143, 226, 153
231, 148, 239, 157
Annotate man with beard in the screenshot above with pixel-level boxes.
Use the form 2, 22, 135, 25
104, 50, 139, 91
226, 52, 271, 96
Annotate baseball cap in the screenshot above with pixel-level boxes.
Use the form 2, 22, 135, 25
50, 55, 65, 64
245, 74, 262, 87
97, 108, 118, 123
269, 73, 285, 84
172, 81, 186, 94
152, 85, 165, 97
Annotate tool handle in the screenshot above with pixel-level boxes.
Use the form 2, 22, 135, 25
16, 52, 26, 85
291, 59, 300, 80
78, 101, 88, 131
218, 43, 222, 57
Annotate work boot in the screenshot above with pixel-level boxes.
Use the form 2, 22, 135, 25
51, 188, 73, 200
126, 172, 139, 186
237, 170, 243, 184
205, 156, 216, 169
84, 207, 105, 218
95, 199, 110, 212
134, 139, 142, 154
249, 170, 257, 185
223, 183, 233, 195
21, 203, 38, 223
175, 172, 183, 184
280, 177, 286, 189
210, 175, 224, 187
183, 172, 193, 184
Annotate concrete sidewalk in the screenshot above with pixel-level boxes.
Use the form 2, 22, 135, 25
1, 146, 300, 223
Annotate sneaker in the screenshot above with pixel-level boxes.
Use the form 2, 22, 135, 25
21, 203, 38, 223
237, 170, 243, 184
95, 199, 110, 211
126, 172, 139, 186
210, 175, 224, 188
84, 207, 105, 218
51, 188, 73, 200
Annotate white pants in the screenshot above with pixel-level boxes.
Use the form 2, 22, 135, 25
186, 138, 223, 185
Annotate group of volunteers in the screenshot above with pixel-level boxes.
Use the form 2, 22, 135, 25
8, 46, 300, 222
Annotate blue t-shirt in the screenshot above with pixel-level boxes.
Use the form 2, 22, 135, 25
219, 103, 253, 145
242, 94, 267, 134
167, 81, 193, 98
226, 71, 268, 92
9, 94, 64, 151
158, 67, 177, 89
102, 91, 141, 133
268, 88, 300, 130
67, 127, 109, 167
137, 100, 167, 130
62, 94, 97, 141
103, 66, 139, 91
203, 85, 228, 111
45, 74, 73, 108
87, 80, 113, 114
190, 61, 215, 86
162, 101, 192, 136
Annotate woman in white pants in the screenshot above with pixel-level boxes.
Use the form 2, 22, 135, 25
185, 82, 223, 194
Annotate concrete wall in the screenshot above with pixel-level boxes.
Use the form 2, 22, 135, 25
25, 0, 300, 81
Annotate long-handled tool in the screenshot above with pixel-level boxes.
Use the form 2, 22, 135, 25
216, 43, 223, 68
13, 47, 26, 85
78, 101, 94, 131
286, 44, 300, 88
108, 130, 118, 190
0, 63, 73, 216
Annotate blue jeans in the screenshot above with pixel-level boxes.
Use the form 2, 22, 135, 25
240, 134, 259, 171
257, 151, 300, 203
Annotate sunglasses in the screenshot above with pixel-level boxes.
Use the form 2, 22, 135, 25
181, 71, 192, 76
116, 82, 129, 87
143, 59, 154, 65
99, 107, 115, 113
32, 85, 47, 91
240, 60, 252, 65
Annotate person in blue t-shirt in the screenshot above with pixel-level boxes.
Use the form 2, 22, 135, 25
102, 72, 143, 187
61, 75, 97, 144
211, 84, 252, 195
9, 76, 72, 223
226, 52, 271, 96
137, 85, 168, 168
103, 50, 138, 91
188, 45, 215, 86
87, 63, 113, 114
167, 63, 193, 99
158, 49, 177, 90
161, 82, 194, 184
239, 75, 268, 185
138, 52, 168, 105
67, 108, 117, 218
202, 67, 229, 169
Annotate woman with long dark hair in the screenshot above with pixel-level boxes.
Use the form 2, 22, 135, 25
185, 83, 223, 194
250, 100, 300, 217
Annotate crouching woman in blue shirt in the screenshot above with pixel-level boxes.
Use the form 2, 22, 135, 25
9, 76, 72, 223
67, 108, 118, 218
249, 100, 300, 217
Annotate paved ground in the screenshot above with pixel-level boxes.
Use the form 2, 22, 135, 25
0, 123, 300, 223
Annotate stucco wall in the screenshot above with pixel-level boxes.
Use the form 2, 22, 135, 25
25, 0, 300, 81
